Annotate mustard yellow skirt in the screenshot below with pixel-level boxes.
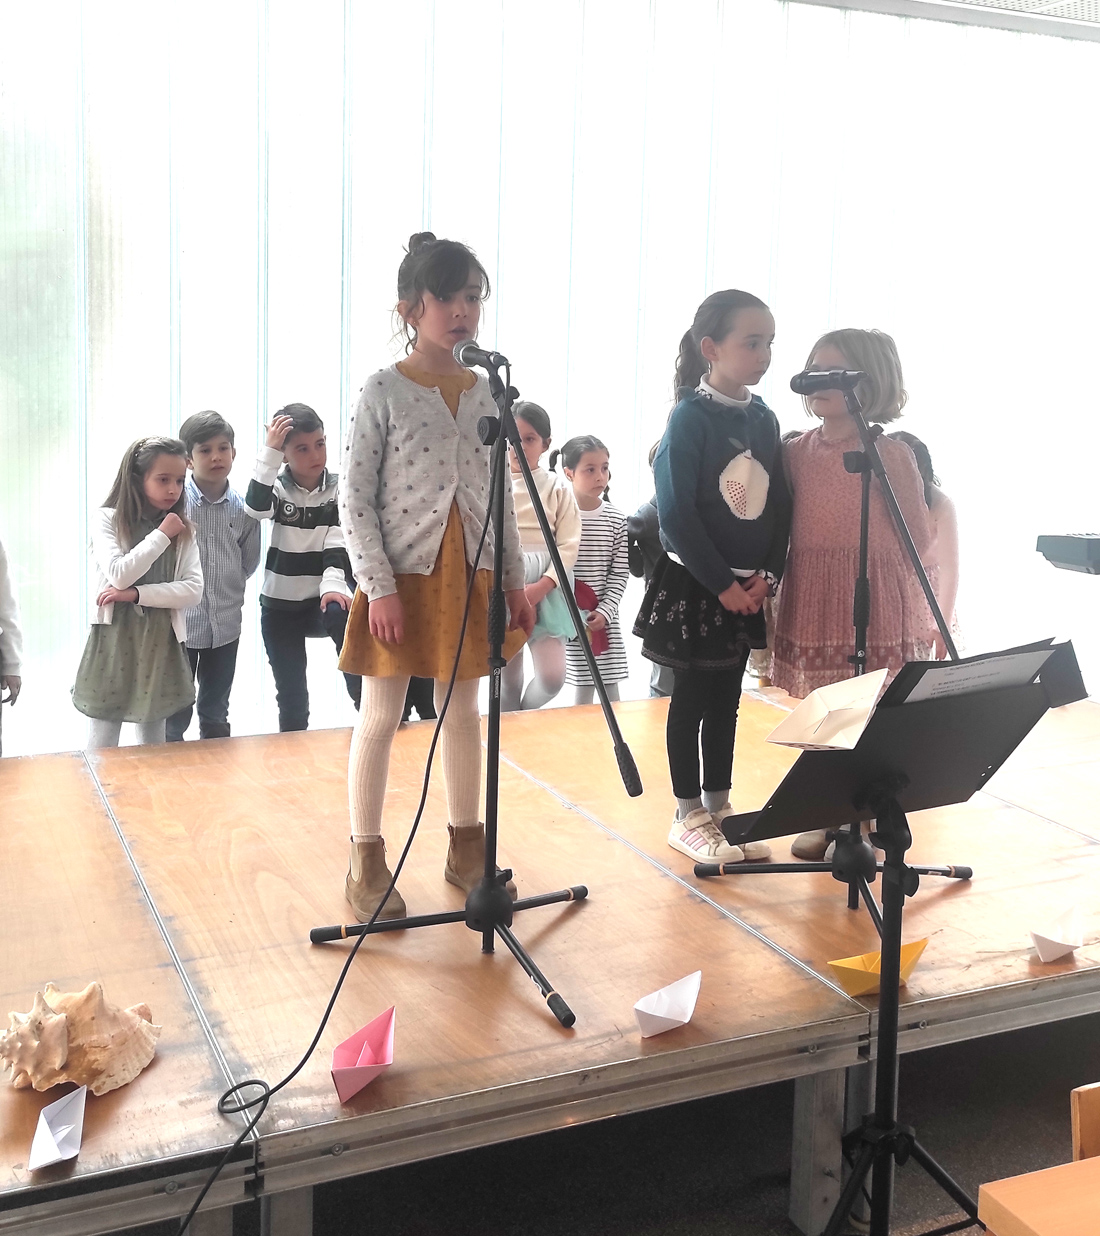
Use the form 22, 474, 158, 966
339, 504, 526, 681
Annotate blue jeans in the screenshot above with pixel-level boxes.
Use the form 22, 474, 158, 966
166, 639, 240, 741
261, 603, 361, 732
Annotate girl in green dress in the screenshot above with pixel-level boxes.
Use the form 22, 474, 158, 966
74, 437, 203, 748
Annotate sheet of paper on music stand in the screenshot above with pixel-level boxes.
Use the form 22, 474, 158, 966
633, 970, 702, 1038
903, 648, 1053, 704
28, 1085, 86, 1170
1030, 907, 1085, 963
331, 1006, 395, 1103
767, 668, 888, 751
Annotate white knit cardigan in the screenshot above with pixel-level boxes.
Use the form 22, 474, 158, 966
340, 366, 525, 602
88, 507, 203, 643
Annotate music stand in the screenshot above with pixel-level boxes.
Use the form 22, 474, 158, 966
705, 674, 1056, 1235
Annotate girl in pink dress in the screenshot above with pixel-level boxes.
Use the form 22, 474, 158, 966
771, 329, 934, 702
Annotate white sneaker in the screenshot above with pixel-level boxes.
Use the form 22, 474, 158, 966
711, 806, 772, 861
668, 808, 745, 862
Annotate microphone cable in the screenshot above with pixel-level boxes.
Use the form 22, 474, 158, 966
175, 501, 495, 1233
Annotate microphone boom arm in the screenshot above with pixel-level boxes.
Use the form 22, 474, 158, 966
478, 358, 643, 798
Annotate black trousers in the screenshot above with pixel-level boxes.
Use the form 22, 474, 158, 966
166, 639, 240, 741
261, 603, 362, 732
666, 652, 750, 800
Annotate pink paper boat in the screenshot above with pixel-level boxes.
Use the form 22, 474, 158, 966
331, 1006, 395, 1103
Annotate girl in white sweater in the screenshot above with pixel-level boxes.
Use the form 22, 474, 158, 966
501, 402, 582, 711
73, 437, 203, 748
338, 233, 534, 923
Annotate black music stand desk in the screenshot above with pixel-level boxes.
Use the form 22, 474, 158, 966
715, 679, 1053, 1236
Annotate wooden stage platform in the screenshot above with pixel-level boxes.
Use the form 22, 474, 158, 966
2, 694, 1100, 1235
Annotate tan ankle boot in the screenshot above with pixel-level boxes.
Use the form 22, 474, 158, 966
444, 824, 517, 899
346, 837, 407, 923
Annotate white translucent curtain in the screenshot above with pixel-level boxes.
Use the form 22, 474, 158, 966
2, 0, 1099, 756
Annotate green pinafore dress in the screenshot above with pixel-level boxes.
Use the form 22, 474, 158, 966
72, 520, 195, 723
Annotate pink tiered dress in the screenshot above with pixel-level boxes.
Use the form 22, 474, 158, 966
770, 428, 933, 700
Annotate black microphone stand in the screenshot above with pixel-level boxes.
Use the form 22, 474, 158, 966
310, 357, 643, 1029
699, 385, 980, 1232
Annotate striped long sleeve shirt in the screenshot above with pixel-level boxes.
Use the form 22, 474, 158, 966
245, 446, 353, 611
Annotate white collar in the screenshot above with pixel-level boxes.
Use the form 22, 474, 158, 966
697, 378, 753, 409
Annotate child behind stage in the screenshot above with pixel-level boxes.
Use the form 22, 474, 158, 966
501, 401, 582, 711
770, 329, 933, 860
634, 290, 791, 863
0, 532, 24, 757
166, 411, 261, 741
887, 430, 961, 659
627, 444, 674, 699
338, 232, 533, 923
558, 436, 630, 705
74, 437, 203, 748
245, 402, 362, 732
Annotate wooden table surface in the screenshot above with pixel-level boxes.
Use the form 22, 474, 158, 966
0, 753, 241, 1203
498, 698, 1100, 1020
87, 725, 864, 1148
978, 1153, 1100, 1236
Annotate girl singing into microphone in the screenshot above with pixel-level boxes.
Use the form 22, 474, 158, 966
337, 232, 534, 924
770, 329, 933, 858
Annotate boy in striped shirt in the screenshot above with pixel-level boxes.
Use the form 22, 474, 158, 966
246, 403, 361, 731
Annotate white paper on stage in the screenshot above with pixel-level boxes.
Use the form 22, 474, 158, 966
1030, 908, 1085, 964
766, 669, 888, 751
28, 1086, 86, 1170
903, 649, 1053, 704
633, 970, 702, 1038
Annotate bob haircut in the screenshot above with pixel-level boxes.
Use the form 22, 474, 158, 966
803, 328, 907, 425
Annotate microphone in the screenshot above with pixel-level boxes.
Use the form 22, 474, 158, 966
790, 369, 867, 395
453, 340, 510, 369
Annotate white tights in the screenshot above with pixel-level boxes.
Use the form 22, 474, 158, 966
348, 675, 481, 841
86, 719, 166, 749
573, 682, 620, 706
501, 637, 566, 712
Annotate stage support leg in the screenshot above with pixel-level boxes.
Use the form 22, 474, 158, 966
260, 1186, 314, 1236
789, 1068, 844, 1236
190, 1205, 234, 1236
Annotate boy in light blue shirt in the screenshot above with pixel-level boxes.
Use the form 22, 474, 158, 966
166, 411, 261, 741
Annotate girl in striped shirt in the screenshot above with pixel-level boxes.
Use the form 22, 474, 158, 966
557, 436, 630, 704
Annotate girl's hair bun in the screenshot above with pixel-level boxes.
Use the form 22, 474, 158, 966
408, 231, 437, 253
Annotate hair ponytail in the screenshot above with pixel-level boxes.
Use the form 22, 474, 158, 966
674, 329, 707, 396
547, 448, 561, 472
673, 289, 770, 401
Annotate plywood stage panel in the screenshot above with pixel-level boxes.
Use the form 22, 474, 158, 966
0, 753, 242, 1207
498, 697, 1100, 1027
87, 725, 863, 1167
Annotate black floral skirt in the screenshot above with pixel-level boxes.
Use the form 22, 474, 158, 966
633, 555, 765, 671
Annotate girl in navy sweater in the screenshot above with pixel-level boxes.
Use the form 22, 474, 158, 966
634, 290, 791, 863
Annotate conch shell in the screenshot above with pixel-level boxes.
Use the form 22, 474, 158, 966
0, 982, 161, 1096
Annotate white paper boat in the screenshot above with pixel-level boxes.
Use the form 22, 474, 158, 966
1030, 908, 1085, 963
633, 971, 702, 1038
28, 1086, 87, 1170
767, 669, 888, 751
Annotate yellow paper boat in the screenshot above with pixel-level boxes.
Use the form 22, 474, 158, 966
827, 939, 929, 998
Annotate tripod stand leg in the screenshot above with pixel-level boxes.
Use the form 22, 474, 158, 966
908, 1138, 980, 1220
495, 921, 576, 1028
822, 1140, 876, 1236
